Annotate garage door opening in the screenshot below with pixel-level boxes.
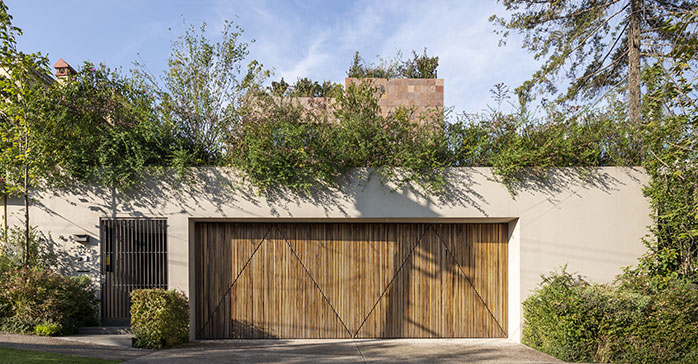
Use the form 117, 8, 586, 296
194, 222, 507, 339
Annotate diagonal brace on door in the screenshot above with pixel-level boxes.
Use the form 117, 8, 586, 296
275, 226, 354, 338
432, 227, 507, 337
196, 226, 271, 339
352, 225, 430, 337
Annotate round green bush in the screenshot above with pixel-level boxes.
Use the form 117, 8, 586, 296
130, 289, 189, 349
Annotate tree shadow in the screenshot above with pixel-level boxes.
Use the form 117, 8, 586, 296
27, 166, 635, 340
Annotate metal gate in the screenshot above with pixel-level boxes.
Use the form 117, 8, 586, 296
100, 218, 168, 325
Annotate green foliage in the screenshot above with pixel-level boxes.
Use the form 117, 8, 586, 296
0, 268, 98, 335
0, 2, 52, 195
269, 77, 342, 98
449, 100, 641, 189
231, 79, 647, 194
637, 17, 698, 281
136, 19, 263, 165
347, 49, 439, 79
0, 226, 53, 272
347, 51, 401, 78
231, 94, 340, 192
269, 77, 290, 96
34, 322, 62, 336
332, 81, 449, 189
521, 268, 602, 362
232, 80, 449, 193
491, 1, 695, 104
399, 48, 439, 79
130, 289, 189, 349
640, 111, 697, 281
38, 63, 167, 190
523, 268, 698, 364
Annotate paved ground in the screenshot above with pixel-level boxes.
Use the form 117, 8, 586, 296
61, 333, 135, 348
0, 333, 563, 363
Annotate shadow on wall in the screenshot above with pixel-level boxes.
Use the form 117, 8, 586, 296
28, 166, 639, 337
42, 234, 98, 278
505, 167, 633, 196
34, 166, 640, 221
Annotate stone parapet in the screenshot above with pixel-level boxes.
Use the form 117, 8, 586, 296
345, 77, 444, 118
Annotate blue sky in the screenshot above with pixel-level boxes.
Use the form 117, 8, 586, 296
6, 0, 540, 113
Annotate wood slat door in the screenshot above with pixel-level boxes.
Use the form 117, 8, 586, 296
195, 222, 507, 339
100, 218, 168, 325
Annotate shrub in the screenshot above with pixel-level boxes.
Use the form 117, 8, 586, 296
598, 274, 698, 364
0, 267, 98, 335
0, 226, 54, 274
523, 267, 698, 363
130, 289, 189, 349
34, 322, 62, 336
521, 268, 603, 362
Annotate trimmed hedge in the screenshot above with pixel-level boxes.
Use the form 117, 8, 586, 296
130, 289, 189, 349
0, 267, 98, 335
523, 268, 698, 363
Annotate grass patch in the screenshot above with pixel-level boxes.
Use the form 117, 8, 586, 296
0, 347, 121, 364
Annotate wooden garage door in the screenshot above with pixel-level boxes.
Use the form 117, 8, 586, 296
195, 222, 507, 339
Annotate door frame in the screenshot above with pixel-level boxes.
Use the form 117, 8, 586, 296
100, 217, 168, 326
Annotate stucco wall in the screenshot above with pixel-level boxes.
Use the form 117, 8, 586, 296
3, 167, 651, 341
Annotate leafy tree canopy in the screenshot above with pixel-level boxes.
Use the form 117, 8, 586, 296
135, 19, 264, 166
491, 0, 697, 117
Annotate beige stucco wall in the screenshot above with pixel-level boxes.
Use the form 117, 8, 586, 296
3, 167, 651, 341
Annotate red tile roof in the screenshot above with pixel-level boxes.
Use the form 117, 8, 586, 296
53, 58, 76, 74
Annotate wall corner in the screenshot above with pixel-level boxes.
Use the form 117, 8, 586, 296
507, 218, 521, 342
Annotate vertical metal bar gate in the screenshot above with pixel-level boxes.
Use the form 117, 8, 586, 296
100, 218, 168, 326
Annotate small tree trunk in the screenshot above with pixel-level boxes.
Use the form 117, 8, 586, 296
23, 155, 29, 266
628, 0, 642, 125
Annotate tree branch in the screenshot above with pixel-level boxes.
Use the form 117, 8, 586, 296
575, 49, 629, 82
563, 3, 631, 60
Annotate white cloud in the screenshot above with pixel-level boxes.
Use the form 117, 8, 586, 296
279, 36, 333, 81
207, 0, 542, 112
7, 0, 541, 114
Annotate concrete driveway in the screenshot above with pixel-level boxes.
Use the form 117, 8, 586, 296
123, 339, 562, 364
0, 333, 563, 363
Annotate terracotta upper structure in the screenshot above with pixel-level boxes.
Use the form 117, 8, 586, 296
345, 77, 444, 117
267, 77, 445, 124
53, 58, 77, 79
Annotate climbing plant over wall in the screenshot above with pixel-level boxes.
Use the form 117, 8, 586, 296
230, 80, 449, 193
347, 48, 439, 79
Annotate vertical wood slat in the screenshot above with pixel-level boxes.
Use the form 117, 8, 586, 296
195, 222, 508, 339
100, 218, 168, 325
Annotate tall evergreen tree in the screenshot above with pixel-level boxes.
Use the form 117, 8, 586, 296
492, 0, 697, 124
